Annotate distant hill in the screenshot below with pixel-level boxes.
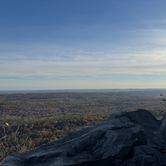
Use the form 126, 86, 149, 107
0, 88, 166, 94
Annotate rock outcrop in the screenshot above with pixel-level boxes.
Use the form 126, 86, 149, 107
1, 109, 166, 166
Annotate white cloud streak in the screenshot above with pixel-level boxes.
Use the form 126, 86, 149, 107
1, 22, 166, 78
1, 59, 166, 77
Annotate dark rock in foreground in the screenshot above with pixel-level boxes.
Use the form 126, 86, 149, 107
1, 109, 166, 166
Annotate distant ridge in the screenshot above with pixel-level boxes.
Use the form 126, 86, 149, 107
0, 89, 165, 94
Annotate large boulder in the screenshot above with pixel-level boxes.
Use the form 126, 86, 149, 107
1, 109, 166, 166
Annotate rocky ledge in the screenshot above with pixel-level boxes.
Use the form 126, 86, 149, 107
1, 109, 166, 166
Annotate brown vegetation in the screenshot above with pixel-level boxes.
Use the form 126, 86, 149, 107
0, 90, 165, 162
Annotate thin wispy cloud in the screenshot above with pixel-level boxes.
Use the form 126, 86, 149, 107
1, 59, 166, 78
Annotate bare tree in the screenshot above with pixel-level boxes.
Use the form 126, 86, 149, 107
158, 92, 166, 142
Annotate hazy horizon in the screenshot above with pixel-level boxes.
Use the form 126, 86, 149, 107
0, 88, 165, 94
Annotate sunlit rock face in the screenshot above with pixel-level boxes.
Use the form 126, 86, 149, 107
1, 109, 166, 166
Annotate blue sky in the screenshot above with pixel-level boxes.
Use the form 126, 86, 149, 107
1, 0, 166, 90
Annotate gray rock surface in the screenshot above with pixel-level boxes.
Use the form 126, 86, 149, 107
1, 109, 166, 166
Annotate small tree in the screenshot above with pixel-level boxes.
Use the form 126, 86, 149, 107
158, 93, 166, 113
158, 93, 166, 142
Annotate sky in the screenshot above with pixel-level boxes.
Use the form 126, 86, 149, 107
1, 0, 166, 90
